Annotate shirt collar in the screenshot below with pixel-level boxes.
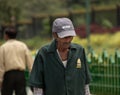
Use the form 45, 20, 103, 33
7, 39, 16, 42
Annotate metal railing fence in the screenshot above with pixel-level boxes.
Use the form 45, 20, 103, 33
88, 49, 120, 95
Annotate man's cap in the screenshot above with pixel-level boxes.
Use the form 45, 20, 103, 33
52, 17, 76, 38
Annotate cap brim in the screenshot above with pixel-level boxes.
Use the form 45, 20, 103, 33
57, 30, 76, 38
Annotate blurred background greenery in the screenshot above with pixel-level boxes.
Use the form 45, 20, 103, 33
0, 0, 120, 22
0, 0, 120, 24
0, 0, 120, 52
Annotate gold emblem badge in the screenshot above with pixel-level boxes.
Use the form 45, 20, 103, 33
76, 58, 81, 68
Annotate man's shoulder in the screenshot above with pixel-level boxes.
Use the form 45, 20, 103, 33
38, 44, 50, 53
71, 43, 83, 49
42, 44, 50, 50
15, 40, 27, 46
0, 41, 9, 48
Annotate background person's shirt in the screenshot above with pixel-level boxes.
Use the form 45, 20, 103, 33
0, 39, 33, 86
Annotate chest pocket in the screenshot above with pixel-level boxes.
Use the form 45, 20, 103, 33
75, 58, 86, 80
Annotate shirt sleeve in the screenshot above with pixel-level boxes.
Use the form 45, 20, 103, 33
83, 48, 91, 84
25, 45, 34, 72
29, 50, 44, 88
85, 84, 91, 95
33, 87, 43, 95
0, 47, 5, 87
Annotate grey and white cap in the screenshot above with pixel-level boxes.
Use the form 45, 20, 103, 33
52, 17, 76, 38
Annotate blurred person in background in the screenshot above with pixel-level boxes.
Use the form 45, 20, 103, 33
0, 26, 33, 95
29, 17, 91, 95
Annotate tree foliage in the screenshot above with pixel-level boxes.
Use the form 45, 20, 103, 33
0, 0, 68, 23
0, 0, 119, 24
0, 0, 22, 24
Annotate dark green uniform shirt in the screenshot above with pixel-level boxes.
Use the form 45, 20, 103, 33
29, 40, 91, 95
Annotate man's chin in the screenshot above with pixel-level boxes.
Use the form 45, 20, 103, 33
63, 46, 70, 49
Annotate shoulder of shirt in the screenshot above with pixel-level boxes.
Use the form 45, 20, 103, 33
0, 40, 27, 48
37, 43, 50, 53
71, 43, 84, 50
15, 40, 27, 45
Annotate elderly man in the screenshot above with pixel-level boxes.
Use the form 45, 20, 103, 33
29, 17, 91, 95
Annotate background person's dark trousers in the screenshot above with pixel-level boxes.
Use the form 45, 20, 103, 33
1, 70, 27, 95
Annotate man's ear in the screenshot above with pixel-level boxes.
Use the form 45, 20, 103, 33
4, 33, 9, 40
52, 32, 58, 39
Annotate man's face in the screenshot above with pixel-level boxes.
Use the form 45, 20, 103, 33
57, 36, 73, 50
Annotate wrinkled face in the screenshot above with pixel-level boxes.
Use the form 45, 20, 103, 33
53, 33, 73, 50
57, 36, 73, 49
